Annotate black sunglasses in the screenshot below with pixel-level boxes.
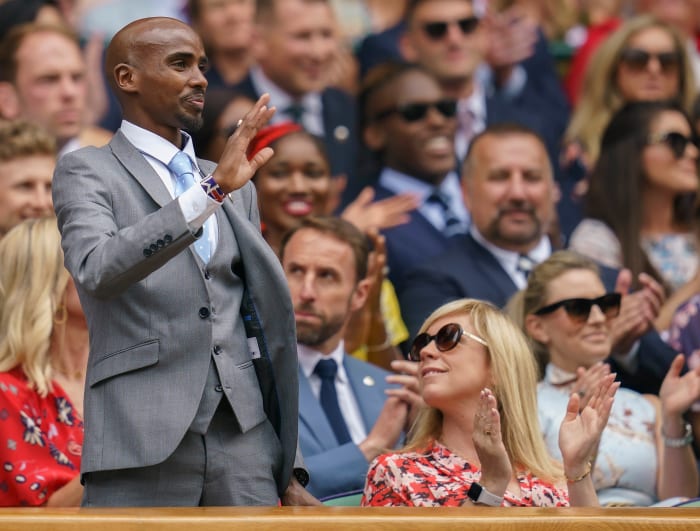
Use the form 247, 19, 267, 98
647, 131, 699, 159
619, 48, 681, 73
422, 16, 480, 40
533, 293, 622, 323
373, 99, 458, 123
409, 322, 488, 362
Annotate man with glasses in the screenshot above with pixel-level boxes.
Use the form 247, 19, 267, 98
399, 123, 678, 395
399, 0, 568, 167
360, 61, 469, 293
280, 216, 421, 500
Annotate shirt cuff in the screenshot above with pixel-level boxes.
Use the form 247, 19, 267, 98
178, 182, 220, 230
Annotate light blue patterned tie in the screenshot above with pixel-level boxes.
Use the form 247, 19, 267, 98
168, 151, 212, 263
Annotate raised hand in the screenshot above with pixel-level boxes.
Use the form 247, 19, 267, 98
571, 361, 611, 411
472, 388, 511, 496
660, 354, 700, 421
212, 93, 276, 194
341, 187, 419, 233
559, 373, 618, 479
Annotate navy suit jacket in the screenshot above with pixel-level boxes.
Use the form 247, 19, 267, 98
234, 74, 359, 198
298, 354, 392, 499
398, 233, 678, 395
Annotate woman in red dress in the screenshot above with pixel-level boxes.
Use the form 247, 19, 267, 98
0, 217, 87, 506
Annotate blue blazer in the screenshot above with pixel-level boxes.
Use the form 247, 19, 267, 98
234, 74, 359, 194
298, 354, 392, 499
398, 233, 678, 395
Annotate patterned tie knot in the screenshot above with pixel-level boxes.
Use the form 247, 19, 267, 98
426, 190, 465, 238
314, 358, 338, 381
517, 254, 536, 278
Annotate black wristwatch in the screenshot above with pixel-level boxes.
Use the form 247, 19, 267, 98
293, 467, 310, 488
467, 482, 504, 506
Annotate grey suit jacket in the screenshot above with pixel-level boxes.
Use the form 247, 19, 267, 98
52, 131, 299, 494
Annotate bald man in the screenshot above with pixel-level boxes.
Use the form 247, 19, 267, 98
52, 17, 313, 507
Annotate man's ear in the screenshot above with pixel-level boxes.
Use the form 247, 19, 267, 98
114, 63, 138, 94
363, 122, 386, 152
349, 277, 371, 313
0, 82, 21, 119
399, 32, 417, 62
525, 314, 549, 345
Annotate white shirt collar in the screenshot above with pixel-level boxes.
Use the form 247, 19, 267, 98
120, 120, 199, 170
297, 340, 348, 383
470, 225, 551, 288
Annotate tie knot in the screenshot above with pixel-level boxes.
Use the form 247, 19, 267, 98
284, 102, 305, 124
517, 254, 535, 278
426, 190, 450, 210
314, 358, 338, 381
168, 151, 194, 179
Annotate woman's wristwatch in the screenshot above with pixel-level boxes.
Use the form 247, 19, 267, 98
467, 482, 504, 506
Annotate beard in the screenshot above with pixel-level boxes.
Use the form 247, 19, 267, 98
484, 203, 542, 247
295, 304, 347, 349
178, 110, 204, 133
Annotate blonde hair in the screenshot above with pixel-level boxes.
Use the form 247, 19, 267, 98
0, 217, 69, 396
405, 298, 562, 481
565, 14, 696, 164
506, 251, 600, 373
0, 119, 55, 162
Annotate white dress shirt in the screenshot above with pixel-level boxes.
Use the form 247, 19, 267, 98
120, 120, 220, 253
297, 341, 368, 444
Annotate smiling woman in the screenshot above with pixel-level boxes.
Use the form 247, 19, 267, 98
362, 298, 617, 507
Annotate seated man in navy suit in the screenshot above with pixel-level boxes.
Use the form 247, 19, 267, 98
280, 216, 421, 499
399, 123, 678, 395
360, 62, 469, 294
236, 0, 358, 203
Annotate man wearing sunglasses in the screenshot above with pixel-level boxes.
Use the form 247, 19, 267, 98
280, 217, 421, 500
399, 123, 678, 395
399, 0, 569, 166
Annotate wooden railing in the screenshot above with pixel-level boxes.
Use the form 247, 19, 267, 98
0, 506, 698, 530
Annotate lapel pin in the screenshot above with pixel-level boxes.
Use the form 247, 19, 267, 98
334, 125, 349, 142
362, 375, 375, 387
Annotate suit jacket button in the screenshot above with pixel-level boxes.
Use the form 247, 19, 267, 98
194, 227, 204, 239
157, 239, 165, 248
150, 243, 158, 252
143, 248, 152, 257
198, 307, 210, 319
214, 384, 223, 392
213, 345, 221, 355
164, 234, 173, 244
204, 269, 211, 280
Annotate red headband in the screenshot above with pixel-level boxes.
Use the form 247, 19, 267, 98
247, 122, 303, 160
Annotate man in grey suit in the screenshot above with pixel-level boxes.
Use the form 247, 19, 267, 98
52, 17, 314, 506
279, 217, 421, 499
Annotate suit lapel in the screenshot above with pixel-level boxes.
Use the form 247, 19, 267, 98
465, 234, 518, 307
344, 357, 383, 433
298, 367, 338, 448
109, 131, 172, 207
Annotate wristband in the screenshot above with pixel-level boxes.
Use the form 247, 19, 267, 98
466, 482, 504, 506
663, 422, 694, 448
200, 173, 226, 203
565, 461, 592, 483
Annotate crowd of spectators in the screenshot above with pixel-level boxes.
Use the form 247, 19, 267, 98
1, 0, 700, 510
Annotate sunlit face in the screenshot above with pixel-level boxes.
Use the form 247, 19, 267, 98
0, 155, 54, 236
402, 0, 485, 84
130, 23, 209, 142
463, 133, 555, 252
255, 133, 332, 234
615, 26, 681, 102
527, 269, 613, 373
642, 110, 699, 194
367, 69, 456, 184
254, 0, 338, 97
417, 312, 491, 414
12, 31, 87, 147
195, 0, 255, 53
283, 228, 364, 354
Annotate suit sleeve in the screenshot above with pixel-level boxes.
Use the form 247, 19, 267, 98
53, 149, 200, 298
304, 441, 371, 499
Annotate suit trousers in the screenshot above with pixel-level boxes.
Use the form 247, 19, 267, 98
82, 400, 283, 506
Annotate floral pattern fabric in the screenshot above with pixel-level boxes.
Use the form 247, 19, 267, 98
361, 440, 569, 507
0, 368, 83, 506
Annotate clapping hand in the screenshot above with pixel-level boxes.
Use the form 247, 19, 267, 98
571, 361, 611, 411
660, 354, 700, 422
472, 388, 511, 497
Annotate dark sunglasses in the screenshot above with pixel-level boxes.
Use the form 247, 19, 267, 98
422, 16, 480, 40
619, 48, 681, 73
373, 99, 458, 123
409, 322, 488, 362
647, 131, 699, 159
533, 293, 622, 323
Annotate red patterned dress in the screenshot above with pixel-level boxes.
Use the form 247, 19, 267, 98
362, 440, 569, 507
0, 368, 83, 506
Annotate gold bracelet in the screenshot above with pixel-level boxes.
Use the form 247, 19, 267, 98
565, 461, 592, 483
365, 337, 393, 353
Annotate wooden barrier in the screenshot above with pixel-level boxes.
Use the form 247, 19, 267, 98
0, 506, 698, 531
